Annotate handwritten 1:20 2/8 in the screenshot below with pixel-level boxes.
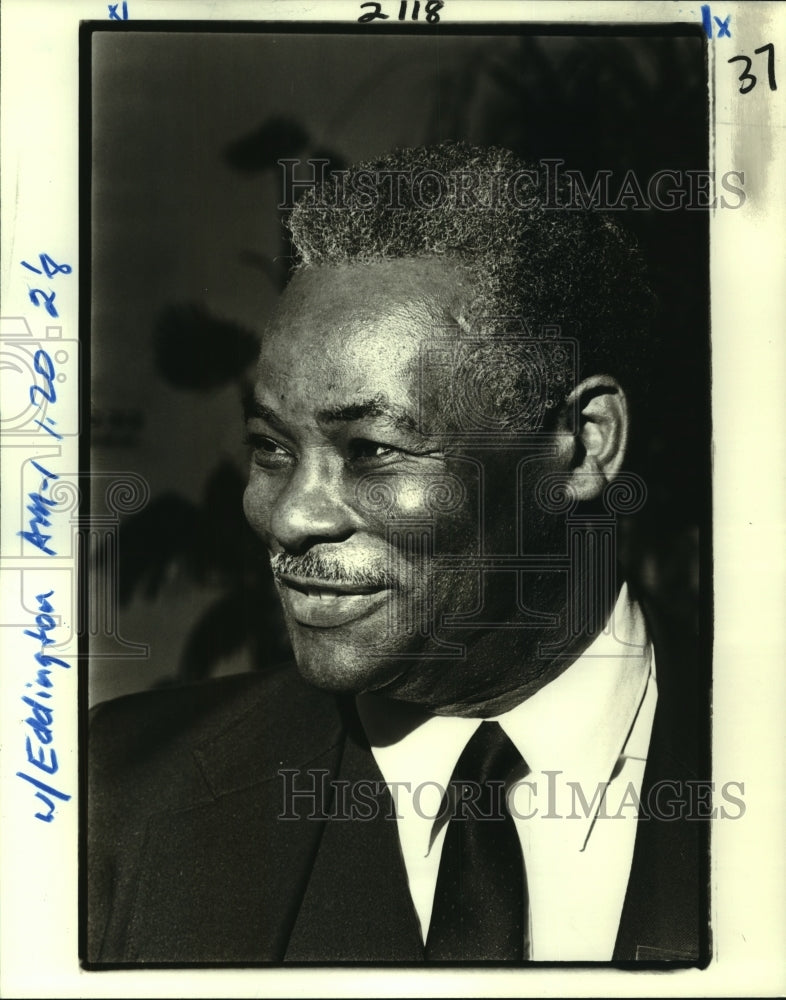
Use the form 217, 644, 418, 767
19, 348, 64, 557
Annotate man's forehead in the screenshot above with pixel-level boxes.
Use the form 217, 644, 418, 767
258, 262, 473, 381
252, 259, 485, 436
265, 258, 473, 336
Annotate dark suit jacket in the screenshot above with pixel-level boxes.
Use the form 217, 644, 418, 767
86, 616, 709, 966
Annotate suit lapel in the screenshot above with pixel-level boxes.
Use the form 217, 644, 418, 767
613, 609, 709, 963
285, 729, 424, 962
123, 671, 346, 963
124, 744, 341, 963
124, 700, 423, 963
613, 713, 703, 960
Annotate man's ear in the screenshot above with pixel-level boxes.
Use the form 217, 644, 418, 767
553, 374, 629, 502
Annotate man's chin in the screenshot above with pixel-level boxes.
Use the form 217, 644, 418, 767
290, 640, 407, 695
282, 601, 416, 694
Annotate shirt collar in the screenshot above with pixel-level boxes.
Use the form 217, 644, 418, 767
356, 583, 653, 856
492, 582, 652, 781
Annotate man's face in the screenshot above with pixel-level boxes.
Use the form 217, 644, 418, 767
243, 258, 562, 712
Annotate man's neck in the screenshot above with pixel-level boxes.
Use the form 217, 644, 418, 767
367, 576, 624, 719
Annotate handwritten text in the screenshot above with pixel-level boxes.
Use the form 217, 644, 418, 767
16, 591, 71, 823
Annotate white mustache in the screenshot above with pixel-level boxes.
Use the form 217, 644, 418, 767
269, 551, 396, 589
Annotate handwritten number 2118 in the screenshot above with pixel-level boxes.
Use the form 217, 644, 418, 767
358, 1, 443, 22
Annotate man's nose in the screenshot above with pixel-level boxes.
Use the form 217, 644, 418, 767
269, 455, 355, 553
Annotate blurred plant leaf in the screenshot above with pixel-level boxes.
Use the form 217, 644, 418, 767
177, 591, 254, 681
193, 459, 270, 584
117, 494, 199, 603
177, 578, 291, 682
224, 116, 310, 172
153, 303, 259, 391
237, 249, 289, 290
308, 147, 348, 173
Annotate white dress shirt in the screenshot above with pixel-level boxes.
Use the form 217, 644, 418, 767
356, 583, 657, 961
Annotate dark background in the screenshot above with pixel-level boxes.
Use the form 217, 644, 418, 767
88, 26, 709, 705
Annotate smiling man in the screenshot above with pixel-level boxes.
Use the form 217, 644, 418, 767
87, 143, 708, 966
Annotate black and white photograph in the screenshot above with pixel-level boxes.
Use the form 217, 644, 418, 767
86, 20, 713, 967
1, 1, 785, 996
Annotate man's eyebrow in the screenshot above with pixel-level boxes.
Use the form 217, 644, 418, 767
316, 397, 419, 434
244, 395, 422, 436
243, 399, 290, 434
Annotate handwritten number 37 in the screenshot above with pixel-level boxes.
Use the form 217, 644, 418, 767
729, 43, 777, 94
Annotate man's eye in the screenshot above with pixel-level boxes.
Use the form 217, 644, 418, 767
247, 433, 293, 468
348, 439, 399, 465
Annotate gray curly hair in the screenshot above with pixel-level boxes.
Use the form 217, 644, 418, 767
285, 142, 655, 431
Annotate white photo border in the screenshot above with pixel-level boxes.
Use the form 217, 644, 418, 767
1, 1, 784, 997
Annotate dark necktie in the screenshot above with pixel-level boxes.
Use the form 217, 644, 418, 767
425, 721, 528, 961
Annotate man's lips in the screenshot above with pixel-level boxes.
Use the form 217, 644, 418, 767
276, 574, 392, 628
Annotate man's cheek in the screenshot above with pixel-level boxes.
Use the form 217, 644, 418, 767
355, 469, 469, 517
242, 477, 280, 548
431, 567, 483, 627
397, 470, 481, 552
242, 478, 268, 534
